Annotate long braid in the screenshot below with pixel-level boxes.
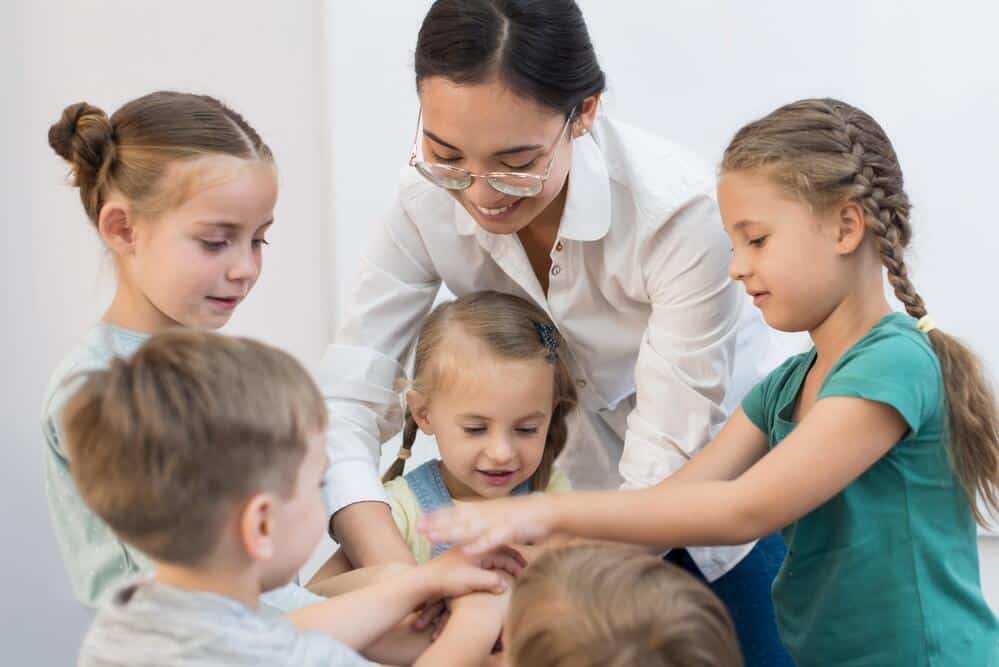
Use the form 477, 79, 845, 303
831, 102, 927, 319
724, 97, 999, 526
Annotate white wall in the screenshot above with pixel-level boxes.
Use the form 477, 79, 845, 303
4, 1, 330, 663
327, 0, 999, 599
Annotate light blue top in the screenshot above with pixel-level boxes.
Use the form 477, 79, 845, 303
42, 322, 323, 612
79, 577, 373, 667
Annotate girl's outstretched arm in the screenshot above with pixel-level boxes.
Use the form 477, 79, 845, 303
421, 397, 906, 552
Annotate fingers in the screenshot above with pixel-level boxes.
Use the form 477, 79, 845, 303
479, 546, 526, 577
413, 599, 444, 630
430, 610, 450, 641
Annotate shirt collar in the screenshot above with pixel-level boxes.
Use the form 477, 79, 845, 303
451, 133, 611, 241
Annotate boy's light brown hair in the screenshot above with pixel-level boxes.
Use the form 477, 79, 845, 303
507, 544, 742, 667
62, 330, 327, 566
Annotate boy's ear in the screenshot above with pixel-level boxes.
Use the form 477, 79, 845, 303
97, 197, 137, 257
834, 200, 867, 255
406, 389, 434, 435
239, 493, 277, 562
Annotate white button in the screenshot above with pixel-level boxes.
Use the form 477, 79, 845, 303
576, 378, 587, 388
551, 265, 561, 275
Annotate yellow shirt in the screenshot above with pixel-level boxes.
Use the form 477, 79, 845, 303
384, 466, 572, 563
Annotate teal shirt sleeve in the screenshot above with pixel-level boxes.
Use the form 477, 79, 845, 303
818, 334, 941, 434
741, 355, 803, 435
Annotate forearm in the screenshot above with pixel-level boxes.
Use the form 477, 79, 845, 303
289, 573, 433, 650
309, 561, 412, 598
552, 482, 765, 548
332, 501, 417, 567
362, 620, 433, 666
307, 549, 353, 589
415, 595, 504, 667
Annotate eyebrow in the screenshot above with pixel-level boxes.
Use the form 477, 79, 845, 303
423, 130, 543, 158
196, 220, 274, 231
457, 411, 548, 420
732, 219, 762, 229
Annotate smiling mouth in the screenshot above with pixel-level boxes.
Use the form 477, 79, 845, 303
473, 199, 522, 219
476, 469, 519, 485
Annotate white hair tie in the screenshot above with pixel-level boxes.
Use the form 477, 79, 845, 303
916, 315, 937, 334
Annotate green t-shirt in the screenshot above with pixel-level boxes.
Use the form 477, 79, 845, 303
742, 313, 998, 666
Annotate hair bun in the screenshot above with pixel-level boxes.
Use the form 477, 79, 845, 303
48, 102, 114, 186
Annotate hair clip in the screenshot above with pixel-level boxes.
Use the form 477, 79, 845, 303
532, 321, 559, 361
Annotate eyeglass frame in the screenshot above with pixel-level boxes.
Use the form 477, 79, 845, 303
408, 108, 576, 197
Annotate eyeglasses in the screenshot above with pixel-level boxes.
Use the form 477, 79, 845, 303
408, 110, 574, 197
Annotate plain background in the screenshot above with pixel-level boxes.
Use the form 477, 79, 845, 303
3, 1, 996, 663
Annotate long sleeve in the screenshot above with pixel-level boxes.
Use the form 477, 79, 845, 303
619, 194, 741, 490
318, 199, 441, 513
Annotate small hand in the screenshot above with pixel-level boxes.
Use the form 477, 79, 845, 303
419, 494, 557, 555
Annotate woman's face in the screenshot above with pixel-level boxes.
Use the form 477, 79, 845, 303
417, 76, 582, 235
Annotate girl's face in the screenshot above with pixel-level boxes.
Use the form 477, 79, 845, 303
410, 341, 555, 500
114, 156, 277, 332
718, 169, 849, 333
417, 77, 576, 235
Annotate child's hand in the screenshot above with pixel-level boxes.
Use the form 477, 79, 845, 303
419, 494, 557, 555
421, 545, 526, 599
411, 546, 525, 632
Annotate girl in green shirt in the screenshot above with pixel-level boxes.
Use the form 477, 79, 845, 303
421, 98, 999, 666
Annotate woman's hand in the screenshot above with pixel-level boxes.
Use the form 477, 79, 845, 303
419, 494, 558, 555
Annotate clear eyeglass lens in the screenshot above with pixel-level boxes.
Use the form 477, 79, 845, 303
416, 163, 472, 190
487, 175, 544, 197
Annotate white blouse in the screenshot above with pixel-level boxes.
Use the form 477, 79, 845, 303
317, 115, 783, 580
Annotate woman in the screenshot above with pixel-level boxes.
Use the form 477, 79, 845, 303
320, 1, 788, 663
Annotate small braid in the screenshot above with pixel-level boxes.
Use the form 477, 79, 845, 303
381, 408, 419, 483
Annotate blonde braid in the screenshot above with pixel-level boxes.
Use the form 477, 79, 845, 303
829, 102, 926, 319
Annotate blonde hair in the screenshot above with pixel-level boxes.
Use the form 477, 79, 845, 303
382, 291, 577, 491
507, 544, 742, 667
722, 98, 999, 525
62, 330, 326, 565
48, 90, 273, 225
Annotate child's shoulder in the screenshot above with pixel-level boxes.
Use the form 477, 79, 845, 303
832, 313, 940, 383
42, 323, 148, 452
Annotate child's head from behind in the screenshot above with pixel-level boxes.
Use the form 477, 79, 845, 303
718, 98, 910, 333
63, 330, 328, 591
385, 291, 577, 499
505, 544, 742, 667
49, 91, 277, 332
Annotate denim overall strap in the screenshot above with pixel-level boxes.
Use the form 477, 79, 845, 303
405, 460, 456, 558
405, 460, 533, 557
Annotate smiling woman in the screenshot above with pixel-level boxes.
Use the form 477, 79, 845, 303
320, 1, 789, 664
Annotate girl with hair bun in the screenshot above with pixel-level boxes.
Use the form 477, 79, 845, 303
41, 91, 317, 611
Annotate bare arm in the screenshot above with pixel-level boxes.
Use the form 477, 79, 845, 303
332, 501, 417, 568
422, 397, 907, 551
415, 587, 511, 667
288, 549, 511, 653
